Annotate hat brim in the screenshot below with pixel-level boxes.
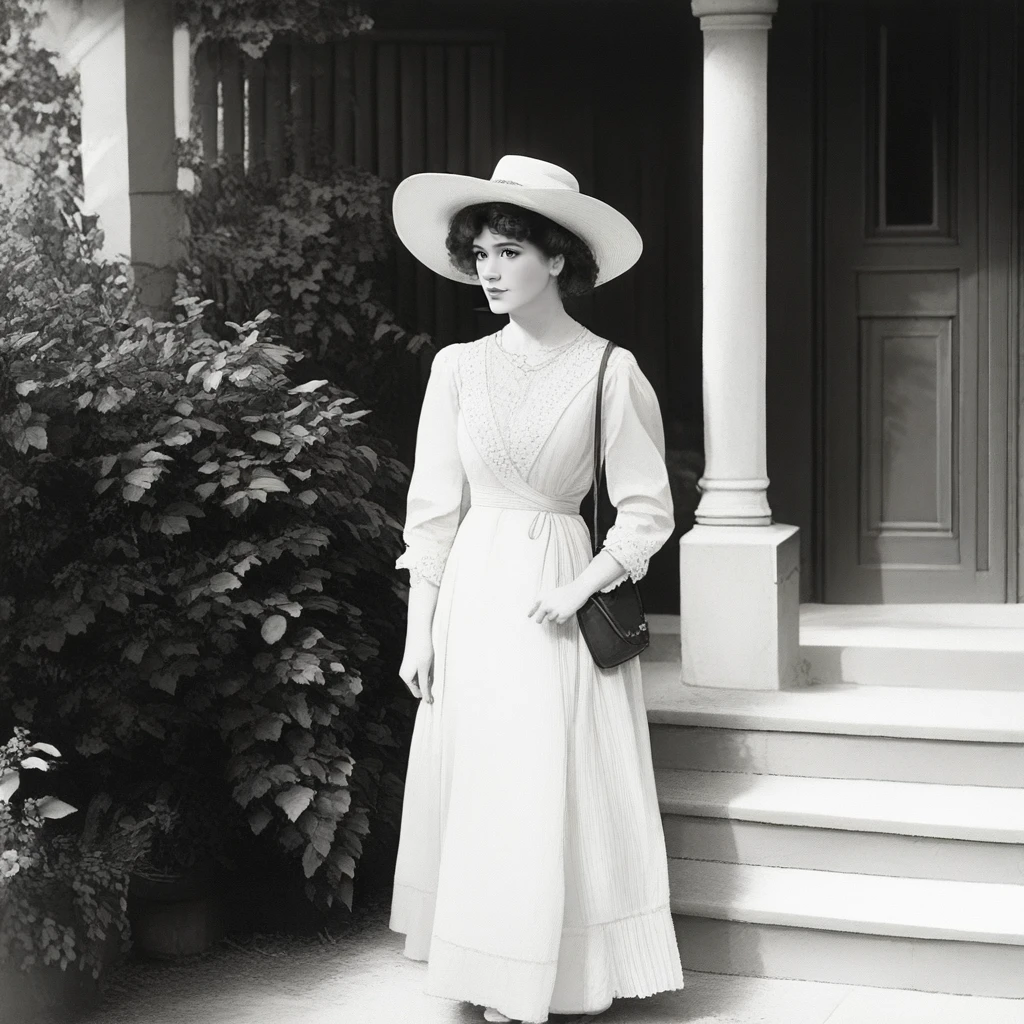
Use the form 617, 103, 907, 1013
392, 173, 643, 288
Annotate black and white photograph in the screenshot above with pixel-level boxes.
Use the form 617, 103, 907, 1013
0, 1, 1022, 1023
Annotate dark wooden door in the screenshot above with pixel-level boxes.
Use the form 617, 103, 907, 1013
821, 0, 1016, 602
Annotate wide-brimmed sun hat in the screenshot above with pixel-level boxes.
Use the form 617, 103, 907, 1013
392, 154, 643, 288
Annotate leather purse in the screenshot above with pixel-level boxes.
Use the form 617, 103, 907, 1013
576, 340, 651, 669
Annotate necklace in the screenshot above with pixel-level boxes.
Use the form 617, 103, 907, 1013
494, 325, 590, 372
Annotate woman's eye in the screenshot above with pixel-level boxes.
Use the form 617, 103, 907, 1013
502, 249, 518, 258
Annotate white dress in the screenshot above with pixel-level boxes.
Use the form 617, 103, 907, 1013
390, 330, 684, 1023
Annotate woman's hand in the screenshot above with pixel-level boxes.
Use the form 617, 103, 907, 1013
398, 630, 434, 704
527, 582, 591, 626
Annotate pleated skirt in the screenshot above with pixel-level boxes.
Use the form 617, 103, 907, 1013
389, 504, 684, 1023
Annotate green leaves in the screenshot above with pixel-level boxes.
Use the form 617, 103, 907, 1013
288, 379, 328, 394
177, 1, 373, 60
261, 614, 287, 644
208, 572, 242, 593
34, 796, 77, 820
0, 770, 20, 803
274, 784, 314, 822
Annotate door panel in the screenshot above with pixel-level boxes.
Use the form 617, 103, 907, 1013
822, 1, 1014, 602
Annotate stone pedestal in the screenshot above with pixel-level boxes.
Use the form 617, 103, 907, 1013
679, 524, 801, 690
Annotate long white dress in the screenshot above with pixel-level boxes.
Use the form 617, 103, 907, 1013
390, 330, 684, 1023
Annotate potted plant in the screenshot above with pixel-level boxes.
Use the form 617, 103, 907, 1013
0, 729, 151, 1020
126, 776, 234, 959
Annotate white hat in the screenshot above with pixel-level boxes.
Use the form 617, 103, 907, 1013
391, 154, 643, 288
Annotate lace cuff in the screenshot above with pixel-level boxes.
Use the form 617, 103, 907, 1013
600, 524, 659, 592
395, 547, 449, 588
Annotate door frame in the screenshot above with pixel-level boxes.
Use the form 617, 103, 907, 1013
809, 0, 1022, 603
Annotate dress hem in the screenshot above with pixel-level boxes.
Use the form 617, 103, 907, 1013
391, 884, 684, 1023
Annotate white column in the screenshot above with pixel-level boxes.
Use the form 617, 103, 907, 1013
693, 0, 775, 525
679, 0, 802, 691
44, 0, 182, 311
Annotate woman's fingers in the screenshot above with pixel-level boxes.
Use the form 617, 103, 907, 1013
420, 663, 433, 704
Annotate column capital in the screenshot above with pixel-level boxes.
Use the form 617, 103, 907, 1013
691, 0, 777, 30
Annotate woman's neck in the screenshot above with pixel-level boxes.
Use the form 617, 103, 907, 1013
502, 301, 581, 351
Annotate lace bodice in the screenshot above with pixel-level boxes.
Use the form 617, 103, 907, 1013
481, 331, 600, 481
395, 332, 675, 590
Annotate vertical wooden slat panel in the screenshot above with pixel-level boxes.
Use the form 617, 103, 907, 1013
394, 45, 427, 457
468, 45, 493, 177
376, 43, 399, 181
424, 46, 446, 170
246, 56, 266, 170
220, 42, 245, 162
445, 45, 467, 174
311, 43, 333, 173
638, 66, 669, 396
333, 41, 355, 167
399, 45, 425, 175
492, 42, 505, 157
426, 45, 455, 347
592, 60, 638, 347
400, 45, 430, 334
503, 32, 529, 157
445, 46, 472, 341
291, 42, 312, 176
264, 42, 289, 180
195, 41, 219, 164
353, 38, 375, 170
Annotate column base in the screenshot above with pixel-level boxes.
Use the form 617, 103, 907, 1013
679, 523, 801, 690
695, 478, 773, 525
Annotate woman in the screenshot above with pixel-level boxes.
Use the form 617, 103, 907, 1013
390, 155, 683, 1023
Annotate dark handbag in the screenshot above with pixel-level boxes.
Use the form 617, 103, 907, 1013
575, 341, 651, 668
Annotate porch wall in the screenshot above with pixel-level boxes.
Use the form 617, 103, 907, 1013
765, 0, 818, 601
192, 0, 708, 614
190, 0, 843, 609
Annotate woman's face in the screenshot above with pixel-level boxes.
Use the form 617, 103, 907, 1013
472, 226, 564, 314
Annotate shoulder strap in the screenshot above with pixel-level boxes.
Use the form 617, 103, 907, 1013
590, 340, 616, 555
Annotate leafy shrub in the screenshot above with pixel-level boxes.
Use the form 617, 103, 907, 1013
183, 161, 432, 440
174, 0, 373, 58
0, 184, 412, 915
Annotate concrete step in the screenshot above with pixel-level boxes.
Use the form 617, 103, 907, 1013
648, 607, 1024, 688
655, 768, 1024, 843
650, 723, 1024, 787
665, 815, 1024, 885
644, 663, 1024, 786
656, 769, 1024, 884
669, 859, 1024, 997
643, 662, 1024, 741
800, 603, 1024, 690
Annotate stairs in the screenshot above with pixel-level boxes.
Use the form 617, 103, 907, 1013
642, 608, 1024, 998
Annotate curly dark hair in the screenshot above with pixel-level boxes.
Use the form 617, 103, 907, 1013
445, 202, 599, 298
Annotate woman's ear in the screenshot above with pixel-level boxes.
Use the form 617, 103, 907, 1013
549, 254, 566, 278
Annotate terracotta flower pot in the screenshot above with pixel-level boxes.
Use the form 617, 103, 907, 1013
128, 863, 224, 959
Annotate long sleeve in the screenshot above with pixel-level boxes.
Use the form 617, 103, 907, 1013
395, 344, 468, 588
597, 347, 675, 594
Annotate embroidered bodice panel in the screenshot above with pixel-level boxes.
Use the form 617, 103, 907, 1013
395, 333, 675, 590
480, 334, 604, 483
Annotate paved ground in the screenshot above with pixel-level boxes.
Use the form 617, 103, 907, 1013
82, 909, 1023, 1024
